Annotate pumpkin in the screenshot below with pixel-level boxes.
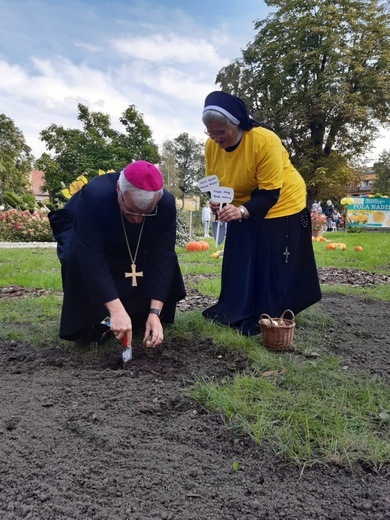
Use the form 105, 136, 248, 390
337, 243, 347, 250
185, 240, 210, 252
185, 241, 203, 252
354, 246, 363, 252
325, 243, 337, 250
198, 240, 210, 251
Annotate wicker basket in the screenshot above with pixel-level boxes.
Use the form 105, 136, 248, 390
258, 309, 295, 351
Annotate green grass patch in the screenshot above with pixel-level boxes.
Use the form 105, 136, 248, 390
312, 231, 390, 274
0, 294, 65, 347
0, 248, 62, 290
321, 283, 390, 301
188, 358, 389, 468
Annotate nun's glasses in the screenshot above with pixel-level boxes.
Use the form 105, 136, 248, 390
204, 127, 230, 139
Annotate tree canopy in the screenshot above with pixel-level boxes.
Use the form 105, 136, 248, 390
0, 114, 34, 200
373, 150, 390, 196
36, 104, 160, 200
216, 0, 390, 200
159, 133, 205, 201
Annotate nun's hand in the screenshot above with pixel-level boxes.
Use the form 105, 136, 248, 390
209, 200, 220, 214
218, 204, 241, 222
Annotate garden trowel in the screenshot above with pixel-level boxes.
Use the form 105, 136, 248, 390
212, 215, 226, 246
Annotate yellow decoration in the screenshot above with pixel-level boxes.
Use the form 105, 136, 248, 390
61, 175, 88, 199
61, 170, 114, 200
60, 188, 72, 199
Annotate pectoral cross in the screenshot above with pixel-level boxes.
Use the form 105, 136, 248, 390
283, 246, 290, 263
125, 263, 143, 286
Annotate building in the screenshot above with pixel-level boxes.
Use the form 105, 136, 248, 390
348, 166, 377, 197
30, 170, 49, 201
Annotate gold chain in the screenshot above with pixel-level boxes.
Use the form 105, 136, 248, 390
120, 212, 145, 265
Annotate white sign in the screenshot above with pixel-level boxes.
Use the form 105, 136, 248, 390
198, 175, 220, 192
211, 187, 234, 204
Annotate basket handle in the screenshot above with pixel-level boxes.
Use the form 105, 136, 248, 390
280, 309, 295, 322
259, 313, 273, 325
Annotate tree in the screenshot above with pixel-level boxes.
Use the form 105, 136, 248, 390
373, 149, 390, 195
0, 114, 34, 200
159, 133, 205, 201
215, 0, 390, 200
36, 104, 160, 201
158, 146, 181, 199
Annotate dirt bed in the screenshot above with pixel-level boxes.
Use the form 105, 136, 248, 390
1, 271, 389, 519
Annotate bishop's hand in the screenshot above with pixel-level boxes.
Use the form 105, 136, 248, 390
104, 298, 133, 347
144, 313, 163, 348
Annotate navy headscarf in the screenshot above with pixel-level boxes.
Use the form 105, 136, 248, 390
203, 91, 262, 131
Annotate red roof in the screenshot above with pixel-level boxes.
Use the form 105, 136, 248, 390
30, 170, 48, 197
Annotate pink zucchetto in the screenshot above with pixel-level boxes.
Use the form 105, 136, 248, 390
123, 161, 163, 191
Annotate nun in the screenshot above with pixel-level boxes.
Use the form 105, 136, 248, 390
201, 91, 321, 335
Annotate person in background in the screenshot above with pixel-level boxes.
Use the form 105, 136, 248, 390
333, 210, 341, 230
49, 161, 186, 347
324, 199, 335, 231
201, 91, 321, 335
311, 200, 319, 212
201, 200, 211, 237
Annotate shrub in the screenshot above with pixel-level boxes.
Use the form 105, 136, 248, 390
176, 210, 189, 247
347, 226, 363, 233
38, 200, 56, 212
4, 191, 23, 208
21, 193, 36, 212
0, 209, 54, 242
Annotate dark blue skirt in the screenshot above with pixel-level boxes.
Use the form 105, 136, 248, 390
203, 208, 321, 335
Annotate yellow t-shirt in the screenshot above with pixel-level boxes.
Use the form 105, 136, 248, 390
205, 127, 306, 218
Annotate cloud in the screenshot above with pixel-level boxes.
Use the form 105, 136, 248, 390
111, 34, 226, 67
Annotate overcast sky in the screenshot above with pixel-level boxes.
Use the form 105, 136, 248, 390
0, 0, 388, 163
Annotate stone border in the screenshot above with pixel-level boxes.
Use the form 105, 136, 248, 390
0, 242, 57, 248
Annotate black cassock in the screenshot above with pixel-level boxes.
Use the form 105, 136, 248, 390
203, 208, 322, 336
49, 171, 186, 340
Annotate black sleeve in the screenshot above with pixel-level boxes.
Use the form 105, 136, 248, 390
242, 188, 280, 225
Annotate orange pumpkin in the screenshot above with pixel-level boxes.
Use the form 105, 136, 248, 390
325, 243, 337, 250
354, 246, 363, 252
198, 240, 210, 251
185, 241, 203, 252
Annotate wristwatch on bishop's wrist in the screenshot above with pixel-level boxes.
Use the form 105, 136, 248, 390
149, 308, 161, 317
